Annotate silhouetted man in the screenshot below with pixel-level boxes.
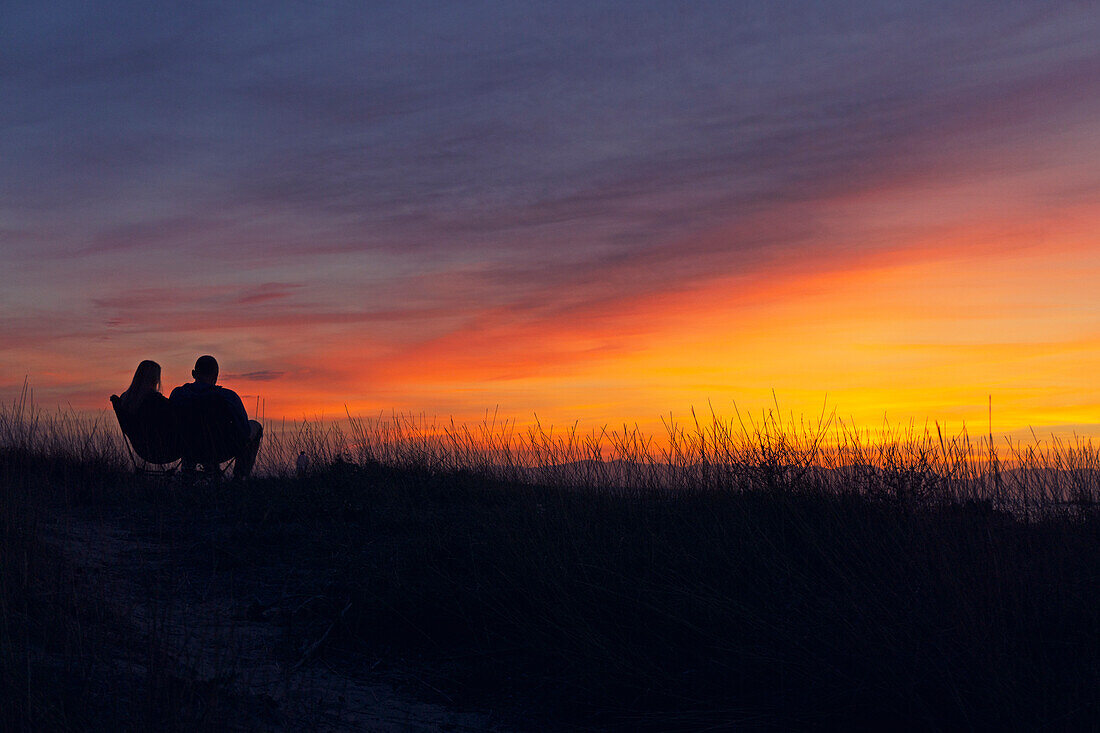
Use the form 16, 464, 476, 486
170, 355, 263, 480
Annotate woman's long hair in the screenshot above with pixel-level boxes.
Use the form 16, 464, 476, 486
120, 360, 162, 411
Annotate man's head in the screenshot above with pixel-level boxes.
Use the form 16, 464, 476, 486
192, 355, 219, 385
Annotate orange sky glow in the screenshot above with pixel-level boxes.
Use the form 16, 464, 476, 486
224, 167, 1100, 437
14, 177, 1098, 441
4, 4, 1099, 442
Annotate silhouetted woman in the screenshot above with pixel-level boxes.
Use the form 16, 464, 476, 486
119, 359, 164, 414
115, 360, 180, 463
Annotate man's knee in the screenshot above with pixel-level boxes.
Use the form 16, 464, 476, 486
248, 420, 263, 441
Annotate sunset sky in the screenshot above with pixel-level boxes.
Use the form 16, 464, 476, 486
3, 2, 1099, 435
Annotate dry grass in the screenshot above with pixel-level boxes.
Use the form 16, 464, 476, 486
7, 379, 1098, 518
261, 401, 1100, 520
3, 389, 1099, 729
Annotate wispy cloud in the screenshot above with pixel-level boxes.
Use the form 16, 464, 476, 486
226, 370, 285, 382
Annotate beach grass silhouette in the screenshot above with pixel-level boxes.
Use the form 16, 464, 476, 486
2, 385, 1099, 729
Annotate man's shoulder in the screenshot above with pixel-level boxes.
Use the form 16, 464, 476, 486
168, 384, 192, 401
170, 382, 220, 402
215, 385, 243, 403
213, 385, 248, 425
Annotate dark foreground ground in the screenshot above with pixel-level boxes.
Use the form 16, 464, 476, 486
2, 449, 1099, 731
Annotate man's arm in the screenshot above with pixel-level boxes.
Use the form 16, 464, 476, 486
223, 388, 250, 437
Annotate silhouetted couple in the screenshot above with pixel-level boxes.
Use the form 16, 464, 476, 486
116, 355, 263, 480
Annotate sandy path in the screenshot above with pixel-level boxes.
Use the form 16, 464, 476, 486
45, 508, 516, 732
